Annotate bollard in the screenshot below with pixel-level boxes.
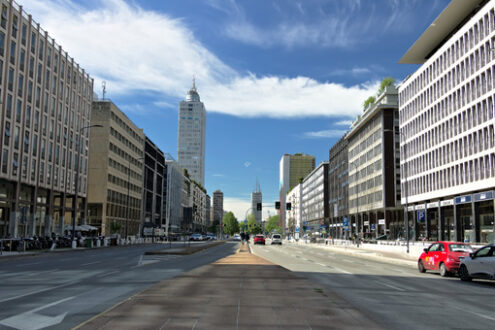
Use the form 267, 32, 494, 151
96, 239, 101, 248
103, 238, 108, 247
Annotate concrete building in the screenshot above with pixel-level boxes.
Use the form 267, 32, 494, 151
279, 153, 315, 231
205, 194, 211, 229
191, 181, 207, 232
141, 136, 165, 233
251, 181, 262, 224
212, 189, 223, 225
399, 0, 495, 243
286, 183, 302, 239
302, 162, 329, 233
177, 79, 206, 186
88, 101, 144, 237
164, 154, 183, 235
347, 85, 402, 239
0, 1, 94, 238
328, 135, 349, 239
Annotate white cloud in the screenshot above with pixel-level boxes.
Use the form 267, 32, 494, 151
212, 173, 225, 177
224, 197, 276, 222
303, 129, 347, 139
243, 161, 251, 168
335, 120, 353, 127
20, 0, 377, 119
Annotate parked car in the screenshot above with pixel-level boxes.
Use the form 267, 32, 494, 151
206, 234, 217, 240
189, 233, 202, 241
253, 234, 265, 245
417, 241, 473, 276
233, 234, 241, 241
271, 234, 282, 245
458, 244, 495, 281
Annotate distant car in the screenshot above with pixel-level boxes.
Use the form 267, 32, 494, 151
207, 234, 217, 240
233, 234, 241, 241
253, 234, 265, 245
418, 241, 473, 276
189, 233, 202, 241
458, 244, 495, 281
271, 234, 282, 245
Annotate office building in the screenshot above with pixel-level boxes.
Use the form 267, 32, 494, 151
87, 101, 144, 236
251, 181, 262, 224
347, 84, 402, 239
328, 135, 349, 238
279, 153, 315, 231
302, 162, 329, 232
164, 154, 183, 235
0, 1, 93, 238
177, 79, 206, 186
286, 183, 302, 238
212, 190, 223, 224
398, 0, 495, 243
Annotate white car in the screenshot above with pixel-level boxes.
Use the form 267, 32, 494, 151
271, 234, 282, 245
233, 234, 241, 241
458, 244, 495, 281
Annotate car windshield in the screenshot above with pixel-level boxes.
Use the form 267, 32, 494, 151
449, 244, 473, 252
273, 235, 281, 239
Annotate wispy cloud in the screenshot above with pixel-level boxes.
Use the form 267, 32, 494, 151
243, 161, 251, 168
212, 173, 225, 177
302, 129, 347, 139
335, 120, 353, 127
20, 0, 377, 119
224, 197, 276, 221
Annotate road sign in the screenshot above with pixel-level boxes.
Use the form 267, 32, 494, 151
342, 217, 349, 227
371, 223, 375, 231
417, 210, 426, 223
295, 226, 300, 233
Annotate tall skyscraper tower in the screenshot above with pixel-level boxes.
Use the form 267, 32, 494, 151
178, 79, 206, 186
251, 180, 262, 224
279, 154, 315, 232
213, 190, 224, 224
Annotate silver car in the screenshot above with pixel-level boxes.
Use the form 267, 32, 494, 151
458, 244, 495, 281
271, 234, 282, 245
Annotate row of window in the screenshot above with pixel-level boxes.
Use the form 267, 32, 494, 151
406, 153, 495, 197
106, 188, 141, 210
109, 126, 143, 160
402, 66, 495, 142
400, 5, 495, 106
349, 190, 383, 210
109, 110, 144, 147
348, 116, 382, 159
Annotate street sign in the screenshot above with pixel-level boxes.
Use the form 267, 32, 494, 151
371, 224, 375, 231
295, 226, 300, 233
417, 210, 426, 223
342, 217, 349, 227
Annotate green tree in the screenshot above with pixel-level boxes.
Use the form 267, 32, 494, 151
378, 77, 396, 94
239, 221, 248, 233
208, 219, 219, 234
247, 214, 262, 234
222, 212, 239, 236
287, 217, 296, 236
363, 96, 375, 109
110, 222, 122, 234
265, 215, 281, 234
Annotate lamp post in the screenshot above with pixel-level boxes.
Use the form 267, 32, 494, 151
125, 156, 144, 244
384, 128, 409, 253
71, 124, 103, 249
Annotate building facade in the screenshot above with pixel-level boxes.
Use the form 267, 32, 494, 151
347, 85, 402, 239
286, 183, 302, 238
302, 162, 329, 232
399, 0, 495, 243
0, 1, 94, 238
328, 135, 349, 239
88, 101, 144, 237
251, 187, 262, 224
141, 136, 165, 232
212, 189, 223, 224
164, 155, 183, 235
177, 80, 206, 186
279, 153, 315, 232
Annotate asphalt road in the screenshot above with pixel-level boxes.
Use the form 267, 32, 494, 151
251, 242, 495, 330
0, 242, 237, 330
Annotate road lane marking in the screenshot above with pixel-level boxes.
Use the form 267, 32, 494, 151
0, 296, 74, 330
236, 298, 241, 329
81, 261, 101, 266
98, 270, 119, 278
0, 281, 76, 303
380, 282, 405, 291
158, 318, 170, 330
328, 266, 352, 275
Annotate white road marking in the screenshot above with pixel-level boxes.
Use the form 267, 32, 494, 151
380, 282, 405, 291
0, 296, 73, 330
81, 261, 101, 266
98, 270, 119, 278
158, 318, 171, 330
0, 280, 76, 303
328, 266, 353, 275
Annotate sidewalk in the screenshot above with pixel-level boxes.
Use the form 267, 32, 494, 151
75, 243, 383, 329
289, 240, 420, 267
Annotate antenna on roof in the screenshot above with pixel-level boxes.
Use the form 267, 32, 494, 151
102, 81, 106, 100
192, 75, 196, 91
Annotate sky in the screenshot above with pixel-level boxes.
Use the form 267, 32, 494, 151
19, 0, 450, 221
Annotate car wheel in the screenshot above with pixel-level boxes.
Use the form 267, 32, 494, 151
458, 264, 472, 282
418, 260, 426, 273
439, 263, 449, 277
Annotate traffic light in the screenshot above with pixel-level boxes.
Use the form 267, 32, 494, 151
275, 201, 280, 209
257, 203, 262, 211
286, 202, 291, 210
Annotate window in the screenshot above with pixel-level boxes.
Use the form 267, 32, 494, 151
3, 122, 10, 146
11, 15, 18, 38
8, 67, 13, 91
17, 74, 23, 97
12, 153, 18, 176
21, 23, 26, 45
29, 56, 34, 78
25, 106, 31, 127
15, 99, 21, 123
10, 41, 16, 65
14, 126, 20, 149
5, 94, 12, 118
1, 5, 7, 29
0, 31, 5, 56
30, 32, 36, 53
1, 148, 8, 173
38, 39, 43, 61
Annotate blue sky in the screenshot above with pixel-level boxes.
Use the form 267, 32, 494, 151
20, 0, 449, 220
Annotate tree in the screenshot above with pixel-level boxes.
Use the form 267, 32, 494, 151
363, 96, 375, 109
110, 222, 122, 234
222, 212, 239, 236
378, 77, 396, 94
239, 221, 248, 233
287, 217, 296, 236
265, 215, 281, 234
208, 219, 219, 234
247, 214, 262, 234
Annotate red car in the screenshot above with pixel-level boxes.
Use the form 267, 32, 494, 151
418, 241, 473, 276
253, 234, 265, 245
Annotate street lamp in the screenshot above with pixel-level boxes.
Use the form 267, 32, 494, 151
71, 124, 103, 249
384, 128, 409, 254
125, 156, 144, 244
